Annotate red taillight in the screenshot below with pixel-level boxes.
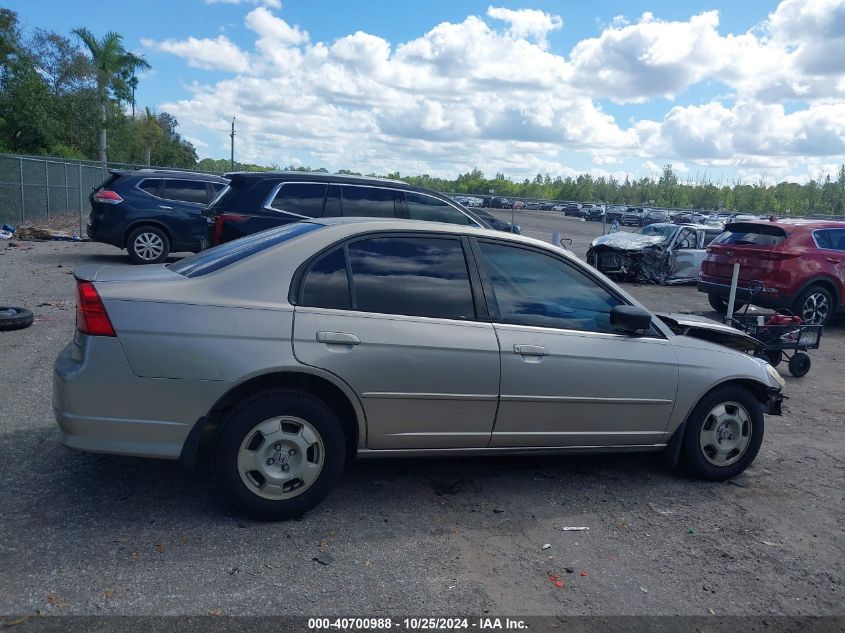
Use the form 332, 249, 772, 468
93, 189, 123, 205
213, 213, 248, 245
76, 280, 115, 337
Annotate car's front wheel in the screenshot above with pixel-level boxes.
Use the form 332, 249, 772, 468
213, 389, 346, 520
127, 225, 170, 264
681, 385, 764, 481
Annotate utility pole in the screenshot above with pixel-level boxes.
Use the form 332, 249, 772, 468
230, 117, 236, 172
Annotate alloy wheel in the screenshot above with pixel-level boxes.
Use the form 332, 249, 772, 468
133, 232, 164, 262
801, 291, 830, 324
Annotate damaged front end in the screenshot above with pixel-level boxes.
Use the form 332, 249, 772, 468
586, 233, 670, 284
656, 313, 763, 353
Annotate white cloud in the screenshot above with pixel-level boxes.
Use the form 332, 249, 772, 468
206, 0, 281, 8
486, 6, 562, 48
142, 35, 250, 73
147, 1, 845, 180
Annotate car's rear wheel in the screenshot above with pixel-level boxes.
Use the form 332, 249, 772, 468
707, 293, 744, 316
213, 389, 346, 520
793, 285, 833, 325
681, 385, 764, 481
127, 226, 170, 265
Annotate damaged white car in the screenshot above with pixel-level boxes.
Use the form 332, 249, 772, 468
586, 223, 723, 284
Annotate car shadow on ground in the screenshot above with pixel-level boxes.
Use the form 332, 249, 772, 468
0, 426, 678, 530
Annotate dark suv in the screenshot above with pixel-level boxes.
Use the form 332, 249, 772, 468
88, 170, 228, 264
205, 172, 497, 245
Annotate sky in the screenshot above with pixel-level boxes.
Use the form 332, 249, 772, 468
7, 0, 845, 184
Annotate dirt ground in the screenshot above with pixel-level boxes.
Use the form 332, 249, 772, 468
0, 213, 842, 618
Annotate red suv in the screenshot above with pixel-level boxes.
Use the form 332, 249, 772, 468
698, 220, 845, 325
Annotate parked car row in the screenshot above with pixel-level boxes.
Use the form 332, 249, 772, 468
88, 170, 520, 263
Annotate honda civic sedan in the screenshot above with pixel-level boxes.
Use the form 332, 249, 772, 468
54, 218, 784, 520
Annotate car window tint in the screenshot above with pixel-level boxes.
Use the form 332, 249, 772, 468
269, 183, 327, 218
713, 224, 787, 246
406, 192, 477, 226
816, 229, 845, 251
831, 229, 845, 251
347, 236, 475, 320
300, 248, 351, 309
163, 179, 209, 204
323, 184, 342, 217
211, 183, 226, 194
138, 179, 161, 196
341, 186, 399, 218
478, 241, 621, 333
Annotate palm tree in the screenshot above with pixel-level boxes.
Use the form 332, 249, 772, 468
72, 28, 150, 165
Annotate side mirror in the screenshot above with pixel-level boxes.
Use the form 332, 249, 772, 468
610, 305, 652, 334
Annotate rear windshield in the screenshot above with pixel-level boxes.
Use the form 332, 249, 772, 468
712, 223, 787, 247
169, 222, 322, 277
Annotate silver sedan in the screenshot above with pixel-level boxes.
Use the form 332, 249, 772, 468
54, 218, 785, 519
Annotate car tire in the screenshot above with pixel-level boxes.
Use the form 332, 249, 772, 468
793, 285, 834, 326
213, 389, 346, 520
0, 306, 34, 331
707, 293, 745, 316
681, 384, 764, 481
126, 226, 170, 265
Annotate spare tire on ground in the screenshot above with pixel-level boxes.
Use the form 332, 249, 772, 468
0, 307, 34, 331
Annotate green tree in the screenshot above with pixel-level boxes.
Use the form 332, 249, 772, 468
72, 28, 149, 165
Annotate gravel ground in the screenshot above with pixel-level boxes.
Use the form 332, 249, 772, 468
0, 213, 842, 618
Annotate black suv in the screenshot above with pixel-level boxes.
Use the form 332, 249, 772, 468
205, 172, 502, 245
88, 170, 228, 264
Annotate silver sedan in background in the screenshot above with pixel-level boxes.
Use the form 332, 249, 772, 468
54, 219, 784, 519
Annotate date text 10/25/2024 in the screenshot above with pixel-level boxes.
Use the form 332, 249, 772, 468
307, 618, 528, 630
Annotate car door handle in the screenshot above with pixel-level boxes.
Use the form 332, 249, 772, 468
316, 331, 361, 346
158, 205, 173, 210
513, 344, 548, 357
826, 257, 840, 263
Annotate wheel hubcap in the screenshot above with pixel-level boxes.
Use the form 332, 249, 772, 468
133, 232, 164, 261
237, 416, 324, 500
699, 402, 752, 467
801, 292, 829, 324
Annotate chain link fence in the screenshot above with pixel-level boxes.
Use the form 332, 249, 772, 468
0, 153, 223, 235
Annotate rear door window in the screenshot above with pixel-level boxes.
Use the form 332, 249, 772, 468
406, 192, 477, 226
341, 186, 401, 218
300, 248, 351, 309
815, 229, 845, 251
163, 179, 210, 204
269, 183, 327, 218
347, 236, 475, 319
138, 179, 162, 196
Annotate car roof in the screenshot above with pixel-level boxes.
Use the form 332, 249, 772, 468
110, 169, 228, 182
306, 216, 575, 254
225, 171, 407, 186
726, 218, 845, 233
